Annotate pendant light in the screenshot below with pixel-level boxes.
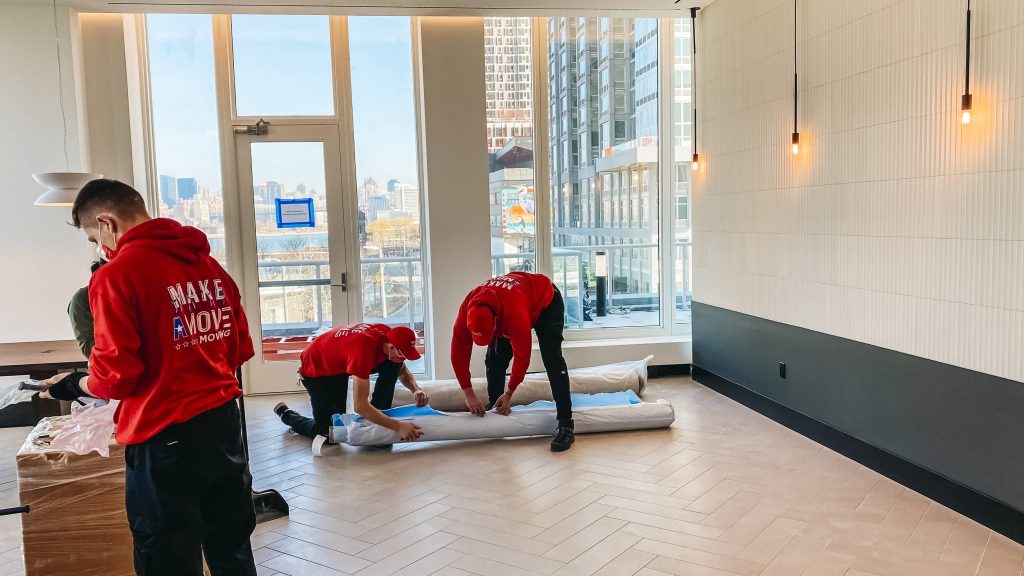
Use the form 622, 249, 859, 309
33, 0, 101, 207
960, 0, 973, 124
791, 0, 800, 154
690, 7, 700, 171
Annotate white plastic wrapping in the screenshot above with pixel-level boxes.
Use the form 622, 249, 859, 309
392, 355, 654, 411
337, 399, 674, 446
49, 400, 118, 458
0, 379, 36, 410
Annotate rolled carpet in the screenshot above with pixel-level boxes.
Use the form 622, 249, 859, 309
331, 390, 675, 446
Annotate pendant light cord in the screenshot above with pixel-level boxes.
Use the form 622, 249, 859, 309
793, 0, 798, 135
690, 8, 698, 159
964, 0, 971, 96
52, 0, 69, 171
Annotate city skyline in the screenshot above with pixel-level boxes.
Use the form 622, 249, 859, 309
147, 15, 421, 202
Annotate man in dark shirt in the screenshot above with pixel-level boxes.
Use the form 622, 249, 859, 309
67, 260, 104, 357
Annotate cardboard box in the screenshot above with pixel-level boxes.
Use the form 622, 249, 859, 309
16, 415, 135, 576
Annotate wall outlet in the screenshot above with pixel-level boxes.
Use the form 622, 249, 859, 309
779, 362, 787, 379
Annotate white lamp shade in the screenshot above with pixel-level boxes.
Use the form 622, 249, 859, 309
595, 251, 608, 277
32, 172, 102, 206
34, 188, 80, 206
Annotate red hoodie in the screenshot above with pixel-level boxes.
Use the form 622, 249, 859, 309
300, 323, 391, 379
87, 218, 254, 445
451, 272, 554, 392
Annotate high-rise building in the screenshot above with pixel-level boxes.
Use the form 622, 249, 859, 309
484, 17, 534, 153
363, 177, 380, 196
296, 182, 306, 196
544, 17, 688, 301
387, 179, 399, 193
176, 177, 198, 201
159, 175, 178, 207
266, 181, 283, 201
367, 195, 391, 221
397, 183, 419, 215
253, 184, 267, 205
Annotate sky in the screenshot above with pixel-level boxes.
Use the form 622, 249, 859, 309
147, 15, 420, 196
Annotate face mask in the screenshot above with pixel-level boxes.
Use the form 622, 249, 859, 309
96, 220, 117, 261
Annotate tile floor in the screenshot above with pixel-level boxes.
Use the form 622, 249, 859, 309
0, 376, 1022, 575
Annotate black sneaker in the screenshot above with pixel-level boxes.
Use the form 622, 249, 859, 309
273, 402, 291, 418
551, 420, 575, 452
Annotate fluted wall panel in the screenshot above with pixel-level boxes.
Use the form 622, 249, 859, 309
694, 0, 1024, 382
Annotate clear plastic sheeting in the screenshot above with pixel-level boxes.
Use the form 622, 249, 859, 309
49, 400, 118, 458
0, 379, 35, 410
17, 416, 135, 576
333, 391, 675, 446
392, 355, 654, 411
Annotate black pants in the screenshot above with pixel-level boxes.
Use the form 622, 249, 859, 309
281, 361, 402, 438
486, 288, 573, 425
125, 400, 257, 576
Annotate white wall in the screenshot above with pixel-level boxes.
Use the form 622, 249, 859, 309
695, 0, 1024, 382
0, 5, 94, 344
417, 17, 494, 381
80, 13, 136, 185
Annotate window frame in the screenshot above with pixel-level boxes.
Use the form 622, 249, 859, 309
531, 17, 689, 341
138, 15, 691, 355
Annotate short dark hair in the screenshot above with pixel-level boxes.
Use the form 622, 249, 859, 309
90, 260, 105, 274
71, 179, 147, 228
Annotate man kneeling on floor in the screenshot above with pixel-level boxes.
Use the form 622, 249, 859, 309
274, 323, 426, 443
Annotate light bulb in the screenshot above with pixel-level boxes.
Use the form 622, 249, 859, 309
961, 94, 972, 125
792, 143, 799, 154
691, 153, 699, 171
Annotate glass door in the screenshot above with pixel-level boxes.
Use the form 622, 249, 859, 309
235, 124, 351, 393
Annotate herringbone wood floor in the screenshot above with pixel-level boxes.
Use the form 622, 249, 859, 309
0, 376, 1021, 575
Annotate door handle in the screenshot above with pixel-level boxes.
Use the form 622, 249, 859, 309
340, 272, 347, 292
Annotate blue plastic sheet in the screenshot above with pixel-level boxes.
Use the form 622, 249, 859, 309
333, 404, 443, 427
516, 390, 642, 411
332, 390, 641, 427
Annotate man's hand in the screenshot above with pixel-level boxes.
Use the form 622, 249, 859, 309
493, 392, 513, 416
37, 371, 70, 400
396, 421, 422, 442
41, 372, 86, 401
463, 388, 486, 417
44, 373, 71, 386
413, 389, 429, 408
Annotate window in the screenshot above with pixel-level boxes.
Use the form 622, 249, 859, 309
675, 195, 689, 221
484, 17, 536, 277
672, 18, 693, 332
349, 17, 427, 371
549, 18, 661, 330
146, 15, 226, 262
231, 15, 334, 116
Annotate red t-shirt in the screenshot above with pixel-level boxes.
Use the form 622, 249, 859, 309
451, 272, 555, 392
87, 219, 254, 445
300, 323, 393, 379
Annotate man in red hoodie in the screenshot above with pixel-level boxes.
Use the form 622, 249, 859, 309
451, 272, 575, 451
273, 322, 426, 443
44, 180, 258, 576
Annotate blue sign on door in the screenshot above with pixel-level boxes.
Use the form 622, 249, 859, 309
275, 198, 316, 229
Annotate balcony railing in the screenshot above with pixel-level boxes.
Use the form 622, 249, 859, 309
256, 239, 691, 338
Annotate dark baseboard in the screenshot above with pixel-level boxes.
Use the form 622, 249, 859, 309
648, 363, 691, 378
692, 365, 1024, 546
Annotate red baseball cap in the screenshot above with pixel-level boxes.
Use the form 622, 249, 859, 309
467, 305, 495, 346
386, 326, 422, 361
